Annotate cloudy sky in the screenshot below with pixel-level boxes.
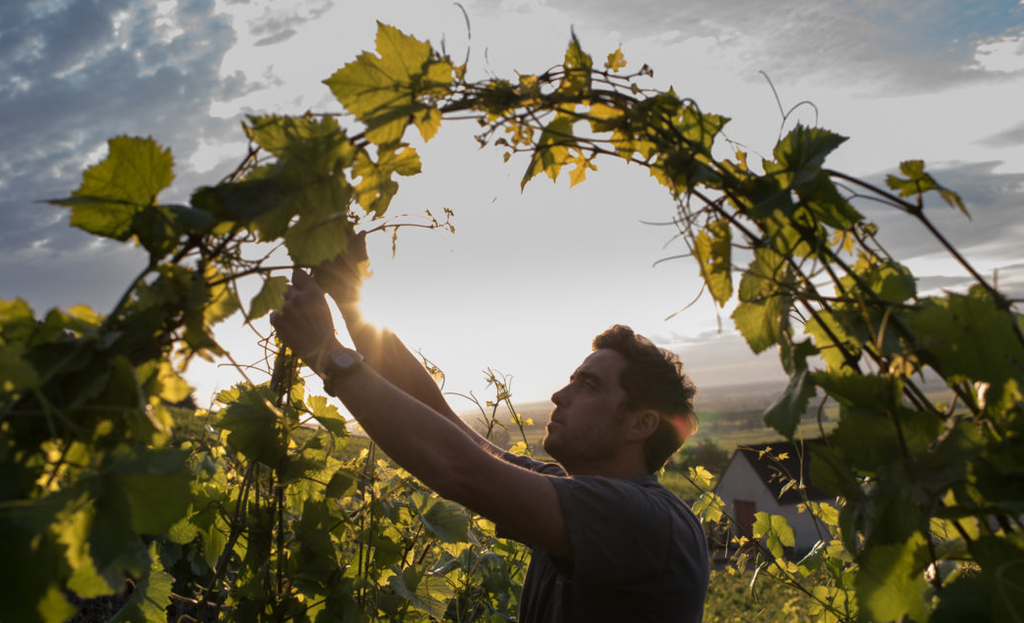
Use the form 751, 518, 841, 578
2, 0, 1023, 409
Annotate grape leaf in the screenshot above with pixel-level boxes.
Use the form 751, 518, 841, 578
766, 125, 847, 189
805, 310, 861, 371
420, 499, 470, 543
694, 219, 732, 306
752, 512, 795, 558
559, 35, 592, 98
307, 395, 348, 436
50, 136, 174, 241
352, 144, 422, 216
798, 171, 862, 229
248, 276, 289, 320
215, 385, 288, 466
250, 115, 357, 175
108, 544, 174, 623
605, 47, 627, 72
324, 22, 452, 145
566, 150, 596, 187
0, 343, 39, 394
907, 294, 1024, 387
521, 115, 575, 189
677, 105, 728, 155
732, 295, 788, 354
413, 106, 442, 142
855, 531, 929, 623
764, 367, 816, 439
285, 212, 354, 266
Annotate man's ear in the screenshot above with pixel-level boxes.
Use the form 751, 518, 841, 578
626, 409, 660, 442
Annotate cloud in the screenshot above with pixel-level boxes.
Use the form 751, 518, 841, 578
981, 120, 1024, 147
246, 0, 333, 37
852, 160, 1024, 260
537, 0, 1024, 93
0, 0, 252, 264
0, 0, 273, 315
916, 263, 1024, 301
255, 29, 297, 47
972, 31, 1024, 72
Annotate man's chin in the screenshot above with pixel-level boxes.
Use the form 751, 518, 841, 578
541, 435, 561, 463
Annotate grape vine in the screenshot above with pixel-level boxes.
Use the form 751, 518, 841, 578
1, 21, 1021, 623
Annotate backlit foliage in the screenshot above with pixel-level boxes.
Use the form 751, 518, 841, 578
1, 22, 1022, 622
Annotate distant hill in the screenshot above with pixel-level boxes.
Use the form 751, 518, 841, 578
453, 372, 955, 453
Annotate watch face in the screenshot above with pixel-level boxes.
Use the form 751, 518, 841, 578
327, 348, 363, 375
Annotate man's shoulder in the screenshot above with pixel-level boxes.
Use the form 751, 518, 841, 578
555, 473, 695, 521
539, 472, 709, 595
556, 473, 705, 544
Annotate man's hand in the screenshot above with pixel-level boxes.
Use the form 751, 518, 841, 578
313, 231, 370, 308
270, 268, 344, 374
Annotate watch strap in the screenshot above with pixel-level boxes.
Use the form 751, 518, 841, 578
321, 347, 364, 397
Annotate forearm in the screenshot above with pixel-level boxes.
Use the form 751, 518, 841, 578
271, 265, 501, 456
329, 362, 571, 558
340, 305, 502, 455
341, 305, 452, 415
328, 363, 496, 499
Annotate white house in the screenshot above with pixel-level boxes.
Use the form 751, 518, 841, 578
713, 439, 835, 556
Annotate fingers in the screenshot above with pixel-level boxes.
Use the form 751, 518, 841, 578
292, 267, 320, 291
270, 272, 339, 363
349, 231, 368, 263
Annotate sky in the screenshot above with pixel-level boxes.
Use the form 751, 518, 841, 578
2, 0, 1023, 412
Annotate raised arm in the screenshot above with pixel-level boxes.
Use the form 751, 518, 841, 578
311, 236, 502, 453
270, 269, 570, 557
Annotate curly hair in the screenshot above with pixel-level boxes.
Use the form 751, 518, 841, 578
592, 325, 698, 473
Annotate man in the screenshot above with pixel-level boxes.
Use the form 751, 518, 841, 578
270, 237, 710, 622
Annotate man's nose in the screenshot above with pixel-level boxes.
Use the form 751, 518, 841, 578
551, 385, 568, 406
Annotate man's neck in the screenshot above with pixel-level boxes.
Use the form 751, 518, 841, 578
563, 457, 649, 480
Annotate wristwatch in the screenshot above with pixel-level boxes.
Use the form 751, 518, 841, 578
320, 347, 365, 396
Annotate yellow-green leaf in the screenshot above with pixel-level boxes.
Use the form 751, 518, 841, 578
250, 114, 357, 176
351, 145, 421, 216
805, 309, 860, 371
248, 275, 289, 320
50, 136, 174, 241
285, 212, 354, 266
732, 295, 788, 354
559, 35, 592, 98
413, 107, 442, 142
769, 125, 847, 189
752, 512, 796, 558
687, 465, 715, 490
692, 491, 724, 523
856, 531, 929, 623
308, 395, 348, 436
108, 543, 174, 623
605, 47, 627, 72
154, 360, 192, 403
567, 150, 596, 187
202, 265, 240, 326
324, 22, 452, 145
693, 219, 732, 306
521, 116, 575, 189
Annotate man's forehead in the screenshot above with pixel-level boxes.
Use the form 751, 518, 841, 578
573, 349, 627, 380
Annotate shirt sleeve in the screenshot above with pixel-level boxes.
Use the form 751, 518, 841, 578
551, 476, 674, 584
493, 452, 566, 544
499, 451, 567, 477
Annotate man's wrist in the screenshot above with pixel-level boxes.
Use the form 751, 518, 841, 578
320, 346, 366, 397
304, 340, 345, 377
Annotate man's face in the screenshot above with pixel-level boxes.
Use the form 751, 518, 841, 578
543, 348, 633, 474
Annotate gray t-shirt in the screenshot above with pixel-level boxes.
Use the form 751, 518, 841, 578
501, 453, 709, 622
